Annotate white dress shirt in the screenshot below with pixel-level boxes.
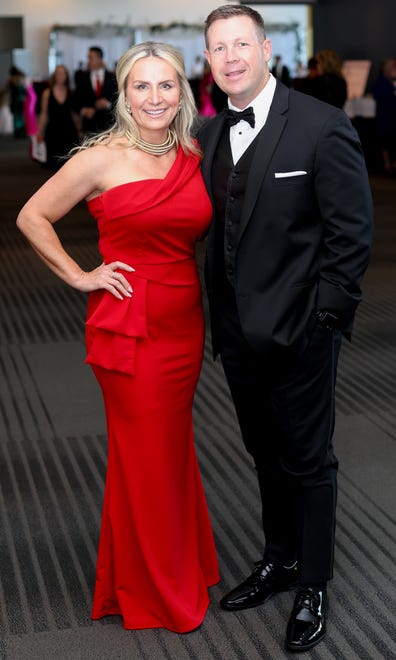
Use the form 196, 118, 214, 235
90, 68, 105, 92
229, 73, 276, 164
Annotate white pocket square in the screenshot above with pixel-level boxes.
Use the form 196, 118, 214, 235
274, 171, 307, 178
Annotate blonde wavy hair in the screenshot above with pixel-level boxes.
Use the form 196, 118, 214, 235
77, 41, 200, 156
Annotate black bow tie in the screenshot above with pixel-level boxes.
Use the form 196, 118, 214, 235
226, 106, 255, 128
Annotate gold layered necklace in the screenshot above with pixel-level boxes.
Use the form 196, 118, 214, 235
134, 128, 177, 156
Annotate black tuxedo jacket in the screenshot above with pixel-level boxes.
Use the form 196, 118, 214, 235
198, 82, 374, 357
74, 70, 118, 133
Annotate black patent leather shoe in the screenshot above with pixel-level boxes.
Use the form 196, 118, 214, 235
286, 587, 327, 652
220, 560, 298, 611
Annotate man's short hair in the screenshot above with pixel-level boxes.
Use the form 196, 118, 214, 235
204, 4, 266, 47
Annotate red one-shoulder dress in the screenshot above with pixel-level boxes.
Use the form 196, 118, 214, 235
85, 146, 219, 633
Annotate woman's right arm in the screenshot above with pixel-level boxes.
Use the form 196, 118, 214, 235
16, 148, 134, 299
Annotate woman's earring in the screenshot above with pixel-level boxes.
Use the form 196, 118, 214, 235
178, 101, 182, 111
126, 102, 132, 114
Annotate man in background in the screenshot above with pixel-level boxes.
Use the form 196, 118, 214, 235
271, 54, 291, 87
74, 46, 117, 135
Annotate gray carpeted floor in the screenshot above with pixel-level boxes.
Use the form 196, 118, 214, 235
0, 138, 395, 659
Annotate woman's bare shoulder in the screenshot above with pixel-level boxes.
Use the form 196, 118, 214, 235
67, 142, 121, 170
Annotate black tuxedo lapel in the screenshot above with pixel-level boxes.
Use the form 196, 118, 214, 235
102, 71, 117, 99
200, 82, 290, 247
238, 84, 289, 243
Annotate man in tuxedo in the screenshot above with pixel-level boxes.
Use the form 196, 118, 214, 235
74, 46, 117, 135
198, 4, 373, 652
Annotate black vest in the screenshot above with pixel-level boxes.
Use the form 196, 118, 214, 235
211, 126, 259, 313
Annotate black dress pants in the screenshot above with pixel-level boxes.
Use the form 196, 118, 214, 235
218, 308, 342, 585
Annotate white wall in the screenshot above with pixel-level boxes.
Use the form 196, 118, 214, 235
1, 0, 221, 79
0, 1, 309, 80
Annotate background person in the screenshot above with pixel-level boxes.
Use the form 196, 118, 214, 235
271, 54, 291, 87
17, 40, 219, 633
293, 56, 318, 94
22, 76, 38, 137
308, 49, 347, 108
7, 66, 27, 137
372, 58, 396, 174
0, 88, 13, 135
199, 60, 217, 116
199, 4, 373, 652
36, 65, 80, 170
74, 46, 118, 135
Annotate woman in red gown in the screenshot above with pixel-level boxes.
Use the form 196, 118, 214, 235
16, 41, 219, 633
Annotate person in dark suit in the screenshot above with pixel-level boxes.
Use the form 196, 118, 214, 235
198, 4, 373, 652
372, 58, 396, 173
308, 49, 348, 109
271, 54, 291, 87
294, 56, 318, 95
74, 46, 118, 135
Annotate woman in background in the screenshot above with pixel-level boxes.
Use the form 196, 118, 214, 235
22, 76, 38, 137
36, 64, 80, 170
308, 49, 347, 109
199, 61, 217, 117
